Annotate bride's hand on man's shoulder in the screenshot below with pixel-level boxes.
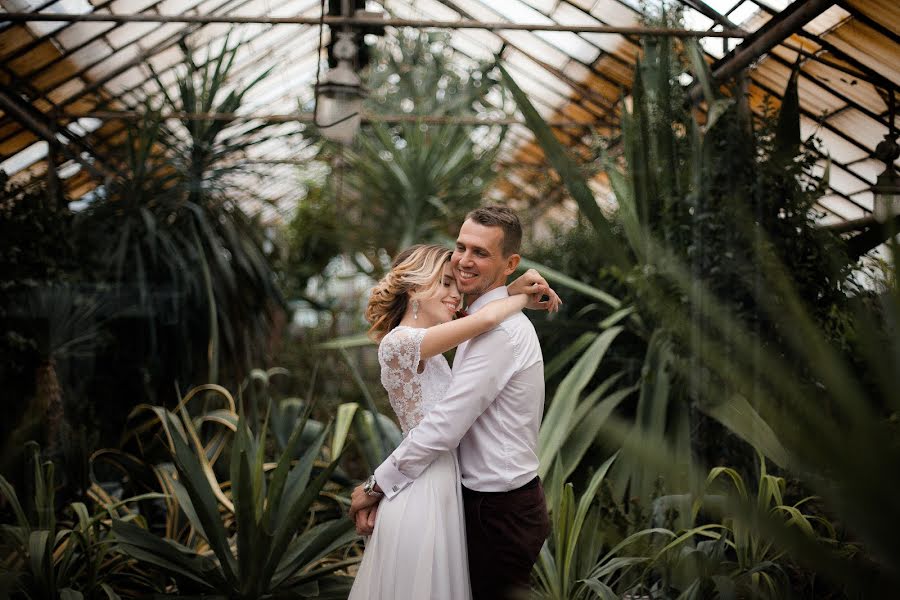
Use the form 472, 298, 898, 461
508, 268, 563, 313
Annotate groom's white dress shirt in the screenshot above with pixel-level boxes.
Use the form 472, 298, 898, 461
374, 285, 545, 498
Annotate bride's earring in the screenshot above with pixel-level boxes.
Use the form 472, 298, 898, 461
412, 299, 419, 320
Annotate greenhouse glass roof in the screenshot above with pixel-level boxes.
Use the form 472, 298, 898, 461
1, 0, 898, 225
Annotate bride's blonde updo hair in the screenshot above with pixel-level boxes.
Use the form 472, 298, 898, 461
366, 244, 452, 341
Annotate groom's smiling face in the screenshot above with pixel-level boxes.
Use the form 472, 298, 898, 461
451, 219, 519, 300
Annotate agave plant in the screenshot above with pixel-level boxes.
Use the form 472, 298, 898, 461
112, 399, 356, 598
532, 448, 848, 599
679, 455, 841, 597
0, 442, 161, 599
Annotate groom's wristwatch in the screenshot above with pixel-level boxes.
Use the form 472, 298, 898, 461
363, 475, 384, 498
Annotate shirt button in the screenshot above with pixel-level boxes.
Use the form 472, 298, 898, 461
393, 485, 399, 492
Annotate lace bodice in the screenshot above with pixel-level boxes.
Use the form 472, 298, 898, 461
378, 326, 452, 434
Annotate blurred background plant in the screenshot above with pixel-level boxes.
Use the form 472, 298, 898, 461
509, 16, 899, 598
289, 28, 508, 271
1, 30, 293, 510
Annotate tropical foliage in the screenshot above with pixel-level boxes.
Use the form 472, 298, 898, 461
533, 452, 849, 600
0, 174, 94, 475
0, 369, 366, 599
2, 7, 898, 600
507, 24, 899, 599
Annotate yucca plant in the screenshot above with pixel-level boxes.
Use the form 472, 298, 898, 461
112, 399, 356, 598
78, 31, 284, 394
674, 454, 842, 598
151, 34, 275, 208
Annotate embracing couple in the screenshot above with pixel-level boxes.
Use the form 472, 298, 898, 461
347, 206, 561, 600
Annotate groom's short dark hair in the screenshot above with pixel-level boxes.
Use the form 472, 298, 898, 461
465, 206, 522, 257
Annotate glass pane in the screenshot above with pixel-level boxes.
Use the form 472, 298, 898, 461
535, 31, 600, 64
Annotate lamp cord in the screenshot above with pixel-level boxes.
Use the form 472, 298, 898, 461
312, 0, 361, 131
312, 0, 325, 125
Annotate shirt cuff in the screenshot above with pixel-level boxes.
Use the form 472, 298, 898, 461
374, 455, 413, 500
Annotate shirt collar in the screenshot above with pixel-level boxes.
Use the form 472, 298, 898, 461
466, 285, 509, 314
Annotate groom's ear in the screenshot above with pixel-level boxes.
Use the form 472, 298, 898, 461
503, 253, 521, 276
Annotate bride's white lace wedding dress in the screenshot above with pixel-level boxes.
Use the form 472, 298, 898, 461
348, 325, 472, 600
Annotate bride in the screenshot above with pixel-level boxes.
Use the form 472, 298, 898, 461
347, 243, 557, 600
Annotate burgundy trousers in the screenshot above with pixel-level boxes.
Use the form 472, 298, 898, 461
462, 477, 551, 600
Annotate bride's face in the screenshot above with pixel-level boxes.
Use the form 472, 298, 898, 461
415, 263, 461, 325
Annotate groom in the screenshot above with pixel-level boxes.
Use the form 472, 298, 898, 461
349, 206, 551, 599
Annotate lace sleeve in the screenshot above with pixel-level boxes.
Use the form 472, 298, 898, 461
379, 326, 427, 433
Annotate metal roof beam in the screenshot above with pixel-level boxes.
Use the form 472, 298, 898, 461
690, 0, 838, 101
0, 0, 264, 157
0, 87, 110, 181
778, 39, 869, 81
686, 1, 897, 141
0, 0, 66, 35
28, 2, 245, 116
56, 11, 310, 115
748, 76, 879, 181
750, 81, 873, 192
0, 12, 747, 36
10, 25, 512, 169
555, 0, 661, 83
55, 48, 593, 160
762, 46, 893, 130
679, 0, 747, 32
56, 109, 598, 127
747, 0, 896, 89
434, 0, 621, 141
1, 0, 147, 66
0, 56, 122, 173
845, 216, 900, 258
0, 0, 258, 123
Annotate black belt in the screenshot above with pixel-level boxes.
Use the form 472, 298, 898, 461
461, 476, 539, 497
